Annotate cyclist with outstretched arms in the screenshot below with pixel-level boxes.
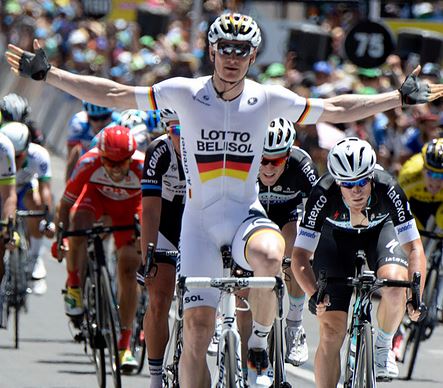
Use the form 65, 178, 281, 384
236, 118, 318, 369
0, 122, 54, 295
140, 109, 185, 388
0, 132, 17, 306
291, 138, 427, 387
7, 12, 443, 388
55, 125, 144, 372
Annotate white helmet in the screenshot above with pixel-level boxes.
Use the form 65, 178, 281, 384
327, 137, 376, 181
160, 108, 179, 125
120, 109, 148, 130
1, 93, 30, 122
208, 13, 262, 48
264, 118, 296, 155
0, 121, 30, 154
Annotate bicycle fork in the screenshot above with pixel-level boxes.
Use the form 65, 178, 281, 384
216, 291, 244, 388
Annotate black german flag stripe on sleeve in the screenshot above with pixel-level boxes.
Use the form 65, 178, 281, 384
195, 154, 254, 182
296, 99, 312, 124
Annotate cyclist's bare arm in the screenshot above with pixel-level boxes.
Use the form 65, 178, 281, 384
281, 221, 297, 257
291, 246, 316, 296
56, 198, 72, 232
401, 239, 427, 295
38, 180, 53, 212
7, 40, 139, 110
47, 66, 138, 109
320, 66, 443, 123
0, 184, 17, 222
141, 196, 162, 264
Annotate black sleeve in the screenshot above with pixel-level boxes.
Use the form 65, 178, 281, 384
141, 138, 171, 197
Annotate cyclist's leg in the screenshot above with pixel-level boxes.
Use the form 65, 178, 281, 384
65, 186, 100, 316
372, 221, 408, 378
232, 214, 284, 385
21, 181, 47, 281
143, 233, 177, 387
178, 219, 222, 388
310, 224, 355, 388
110, 199, 142, 367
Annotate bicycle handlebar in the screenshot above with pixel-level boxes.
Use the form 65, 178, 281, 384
419, 229, 443, 240
178, 276, 279, 291
60, 223, 136, 237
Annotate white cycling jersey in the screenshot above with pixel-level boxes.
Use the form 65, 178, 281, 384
16, 143, 51, 188
136, 76, 324, 308
0, 133, 16, 185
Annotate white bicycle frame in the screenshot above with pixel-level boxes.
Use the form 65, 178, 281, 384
180, 275, 279, 388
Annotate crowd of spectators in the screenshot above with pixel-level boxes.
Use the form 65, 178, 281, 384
0, 0, 442, 176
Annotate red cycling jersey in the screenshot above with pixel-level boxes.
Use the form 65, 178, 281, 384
63, 147, 145, 248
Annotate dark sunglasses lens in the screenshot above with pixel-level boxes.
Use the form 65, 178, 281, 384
218, 44, 250, 57
341, 178, 370, 188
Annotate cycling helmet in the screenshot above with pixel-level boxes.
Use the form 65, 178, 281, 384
264, 118, 296, 155
0, 122, 30, 155
97, 125, 136, 161
120, 109, 148, 129
327, 137, 376, 181
422, 138, 443, 172
160, 108, 179, 125
0, 93, 31, 122
82, 101, 113, 117
208, 13, 262, 48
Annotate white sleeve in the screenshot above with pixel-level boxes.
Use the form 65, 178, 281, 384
293, 226, 321, 252
267, 85, 324, 125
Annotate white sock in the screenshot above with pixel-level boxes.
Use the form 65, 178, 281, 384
248, 320, 272, 350
148, 358, 163, 388
375, 328, 395, 349
286, 294, 305, 325
30, 236, 43, 259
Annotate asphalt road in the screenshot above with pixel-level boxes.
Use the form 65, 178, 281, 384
0, 153, 442, 388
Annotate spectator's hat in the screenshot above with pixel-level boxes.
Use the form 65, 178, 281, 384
313, 61, 332, 75
358, 67, 382, 78
422, 63, 441, 79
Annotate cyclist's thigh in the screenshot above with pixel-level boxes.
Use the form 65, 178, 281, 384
103, 197, 141, 250
312, 224, 356, 312
373, 221, 408, 270
71, 184, 103, 227
231, 212, 281, 271
179, 215, 222, 310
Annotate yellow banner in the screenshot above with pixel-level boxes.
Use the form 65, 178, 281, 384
384, 18, 443, 35
109, 0, 145, 21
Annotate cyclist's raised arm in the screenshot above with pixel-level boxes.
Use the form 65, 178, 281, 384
6, 39, 139, 110
319, 66, 443, 124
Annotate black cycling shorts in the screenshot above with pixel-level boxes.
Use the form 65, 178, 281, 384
312, 221, 408, 312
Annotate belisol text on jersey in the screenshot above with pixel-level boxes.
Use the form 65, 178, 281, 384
196, 129, 254, 153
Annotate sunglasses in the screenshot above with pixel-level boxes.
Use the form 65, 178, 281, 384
426, 169, 443, 180
217, 42, 252, 58
169, 124, 181, 136
101, 156, 130, 168
261, 155, 288, 167
89, 113, 112, 122
338, 177, 372, 189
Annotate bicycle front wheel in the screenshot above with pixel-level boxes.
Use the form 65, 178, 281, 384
100, 267, 122, 387
84, 273, 106, 388
355, 322, 376, 388
131, 288, 148, 374
9, 250, 21, 349
269, 320, 286, 387
405, 265, 439, 380
222, 331, 239, 388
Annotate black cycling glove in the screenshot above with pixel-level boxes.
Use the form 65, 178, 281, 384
19, 48, 51, 81
399, 72, 430, 106
308, 291, 319, 316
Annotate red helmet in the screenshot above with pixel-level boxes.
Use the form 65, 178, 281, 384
98, 125, 136, 161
